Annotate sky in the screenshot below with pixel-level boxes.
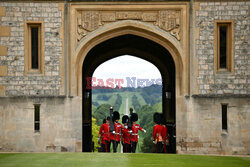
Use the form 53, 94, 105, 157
92, 55, 162, 88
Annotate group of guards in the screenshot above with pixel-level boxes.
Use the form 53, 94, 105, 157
98, 111, 146, 153
98, 109, 168, 153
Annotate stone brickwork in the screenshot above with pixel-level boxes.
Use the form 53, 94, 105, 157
0, 2, 63, 96
177, 97, 250, 155
195, 1, 250, 95
0, 97, 82, 152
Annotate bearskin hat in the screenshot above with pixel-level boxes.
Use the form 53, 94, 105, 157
160, 113, 167, 125
106, 116, 111, 121
122, 115, 129, 124
112, 111, 120, 122
103, 118, 106, 124
131, 113, 138, 122
154, 112, 161, 124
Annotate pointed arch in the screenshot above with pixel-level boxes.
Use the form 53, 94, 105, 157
71, 20, 187, 97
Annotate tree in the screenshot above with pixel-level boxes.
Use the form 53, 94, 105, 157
113, 94, 122, 111
93, 104, 111, 126
97, 94, 111, 101
92, 117, 100, 152
139, 102, 163, 153
132, 94, 141, 112
140, 84, 162, 106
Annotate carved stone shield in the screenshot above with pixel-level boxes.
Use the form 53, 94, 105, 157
158, 10, 180, 31
81, 11, 100, 31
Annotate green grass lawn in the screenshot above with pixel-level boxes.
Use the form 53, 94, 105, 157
0, 153, 249, 167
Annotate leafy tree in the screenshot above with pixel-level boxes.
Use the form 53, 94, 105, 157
92, 101, 99, 107
141, 84, 162, 106
97, 94, 111, 101
141, 124, 155, 153
132, 95, 141, 112
139, 102, 163, 153
92, 105, 97, 113
92, 117, 100, 152
93, 104, 111, 126
152, 102, 162, 113
113, 94, 122, 111
138, 105, 153, 128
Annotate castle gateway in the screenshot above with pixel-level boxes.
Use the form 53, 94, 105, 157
0, 0, 249, 155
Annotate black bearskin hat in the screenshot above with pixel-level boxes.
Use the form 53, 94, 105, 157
131, 113, 138, 122
122, 115, 129, 124
154, 112, 161, 124
103, 118, 106, 124
112, 111, 120, 122
106, 116, 111, 121
160, 113, 167, 125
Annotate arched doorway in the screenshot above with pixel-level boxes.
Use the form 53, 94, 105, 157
82, 34, 176, 152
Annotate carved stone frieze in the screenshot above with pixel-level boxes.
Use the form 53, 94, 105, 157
77, 10, 181, 42
158, 10, 181, 40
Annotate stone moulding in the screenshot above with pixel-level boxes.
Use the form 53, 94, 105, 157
192, 94, 250, 98
70, 3, 189, 96
76, 9, 182, 42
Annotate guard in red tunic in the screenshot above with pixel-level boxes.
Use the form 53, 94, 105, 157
161, 113, 168, 153
122, 115, 132, 153
153, 112, 164, 153
131, 113, 146, 153
110, 111, 123, 153
98, 118, 106, 152
98, 116, 111, 152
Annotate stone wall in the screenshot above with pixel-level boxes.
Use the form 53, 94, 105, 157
177, 97, 250, 155
1, 1, 249, 97
0, 96, 82, 152
195, 1, 249, 95
0, 2, 64, 96
0, 96, 249, 154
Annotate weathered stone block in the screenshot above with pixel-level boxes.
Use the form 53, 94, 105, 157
0, 46, 7, 56
0, 85, 5, 96
0, 7, 6, 17
0, 66, 7, 76
0, 27, 10, 37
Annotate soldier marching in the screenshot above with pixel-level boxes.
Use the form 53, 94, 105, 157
98, 107, 168, 153
98, 107, 147, 153
152, 112, 168, 153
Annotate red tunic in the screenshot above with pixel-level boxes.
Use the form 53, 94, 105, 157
99, 123, 110, 143
110, 123, 123, 141
131, 124, 143, 142
153, 124, 163, 142
161, 125, 168, 141
122, 128, 131, 144
115, 123, 123, 141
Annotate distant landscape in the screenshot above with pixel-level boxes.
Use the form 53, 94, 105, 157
92, 84, 162, 153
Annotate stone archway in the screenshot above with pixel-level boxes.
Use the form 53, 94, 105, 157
81, 33, 178, 152
73, 20, 186, 96
75, 24, 186, 152
69, 3, 189, 153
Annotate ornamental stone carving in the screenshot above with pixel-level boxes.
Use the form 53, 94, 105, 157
77, 10, 181, 42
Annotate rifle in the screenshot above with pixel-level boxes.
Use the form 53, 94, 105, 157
128, 107, 133, 129
109, 106, 115, 132
128, 107, 133, 152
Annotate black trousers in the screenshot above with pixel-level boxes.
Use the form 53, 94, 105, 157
101, 140, 110, 152
155, 142, 164, 153
111, 140, 119, 153
123, 143, 131, 153
131, 141, 137, 153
